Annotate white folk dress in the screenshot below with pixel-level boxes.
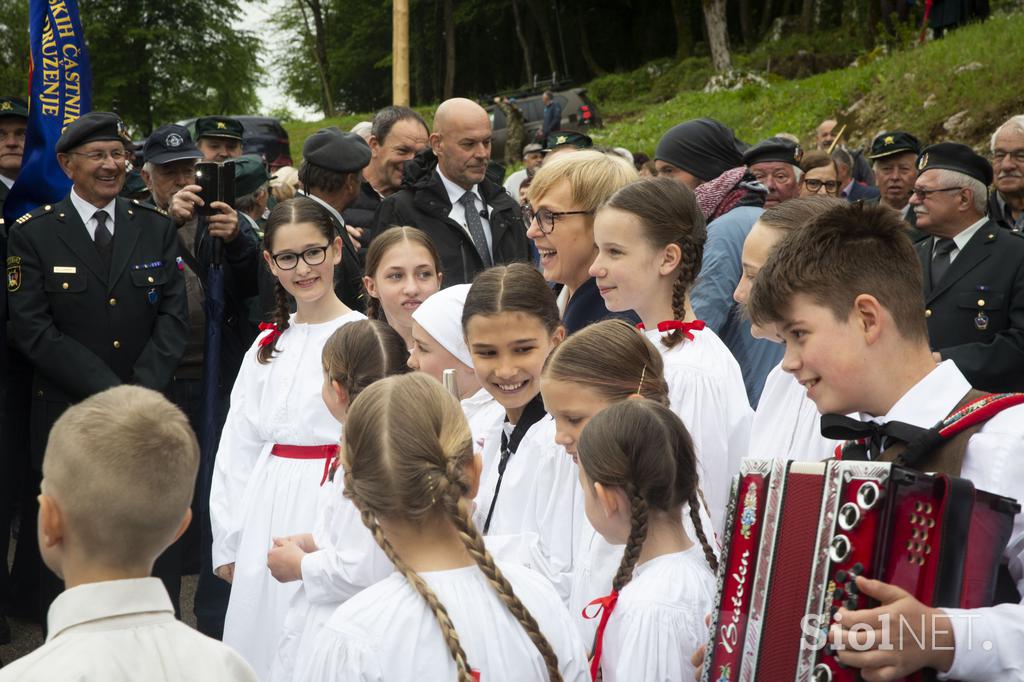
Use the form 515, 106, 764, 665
296, 562, 591, 682
210, 310, 365, 680
748, 362, 842, 462
475, 414, 585, 602
645, 326, 753, 536
599, 549, 716, 682
461, 387, 504, 453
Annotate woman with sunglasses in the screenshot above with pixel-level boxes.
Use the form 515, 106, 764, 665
210, 197, 366, 679
798, 150, 841, 198
524, 150, 639, 334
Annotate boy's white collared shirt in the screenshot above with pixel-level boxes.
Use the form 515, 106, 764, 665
0, 577, 257, 681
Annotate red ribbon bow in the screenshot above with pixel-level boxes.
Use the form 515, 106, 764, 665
258, 322, 281, 348
635, 319, 706, 341
582, 590, 619, 681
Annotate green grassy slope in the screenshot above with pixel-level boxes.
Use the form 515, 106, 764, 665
284, 13, 1024, 163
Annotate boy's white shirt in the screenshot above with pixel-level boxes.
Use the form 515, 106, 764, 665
858, 360, 1024, 680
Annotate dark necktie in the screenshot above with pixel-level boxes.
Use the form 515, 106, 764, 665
458, 191, 493, 268
94, 209, 112, 270
930, 238, 956, 288
820, 414, 926, 460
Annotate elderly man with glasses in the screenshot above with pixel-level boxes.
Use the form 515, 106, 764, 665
910, 142, 1024, 393
5, 111, 188, 623
989, 115, 1024, 233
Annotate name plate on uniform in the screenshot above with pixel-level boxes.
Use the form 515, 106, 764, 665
53, 266, 77, 274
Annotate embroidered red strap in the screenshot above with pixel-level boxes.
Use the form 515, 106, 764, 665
936, 392, 1024, 438
270, 444, 339, 486
258, 321, 281, 348
635, 319, 706, 341
582, 590, 619, 681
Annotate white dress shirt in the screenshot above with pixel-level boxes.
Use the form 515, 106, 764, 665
933, 215, 988, 264
437, 168, 494, 253
0, 174, 13, 190
69, 186, 116, 240
0, 578, 257, 681
857, 361, 1024, 680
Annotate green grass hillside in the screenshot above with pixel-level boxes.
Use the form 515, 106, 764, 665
283, 13, 1024, 164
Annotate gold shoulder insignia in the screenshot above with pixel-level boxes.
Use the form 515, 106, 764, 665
132, 200, 168, 216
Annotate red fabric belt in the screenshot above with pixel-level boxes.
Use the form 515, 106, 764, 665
270, 443, 339, 486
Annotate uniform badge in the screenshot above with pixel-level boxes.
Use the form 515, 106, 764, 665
918, 153, 929, 171
793, 146, 804, 164
216, 121, 227, 129
165, 133, 183, 148
555, 135, 567, 145
147, 287, 158, 304
117, 119, 131, 142
0, 102, 11, 112
884, 135, 894, 145
975, 312, 989, 330
6, 256, 21, 292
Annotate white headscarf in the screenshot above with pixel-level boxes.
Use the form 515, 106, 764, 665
411, 284, 473, 368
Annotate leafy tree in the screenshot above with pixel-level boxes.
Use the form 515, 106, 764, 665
0, 2, 30, 100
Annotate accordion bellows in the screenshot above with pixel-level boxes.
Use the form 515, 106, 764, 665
702, 459, 1019, 682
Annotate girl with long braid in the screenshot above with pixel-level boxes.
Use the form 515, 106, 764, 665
576, 399, 718, 682
209, 197, 366, 678
298, 373, 589, 681
589, 177, 752, 534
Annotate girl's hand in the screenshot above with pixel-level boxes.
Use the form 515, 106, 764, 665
267, 538, 307, 583
281, 532, 317, 553
214, 563, 235, 584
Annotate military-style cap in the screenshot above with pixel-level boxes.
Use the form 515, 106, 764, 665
742, 136, 804, 167
543, 130, 593, 153
143, 124, 203, 166
120, 168, 149, 197
0, 96, 29, 119
55, 111, 131, 153
302, 127, 371, 173
916, 142, 993, 186
234, 154, 272, 196
868, 131, 921, 160
195, 116, 244, 141
522, 142, 543, 155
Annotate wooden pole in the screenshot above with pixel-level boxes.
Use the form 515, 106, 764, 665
393, 0, 410, 106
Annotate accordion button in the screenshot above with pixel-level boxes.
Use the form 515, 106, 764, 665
834, 587, 845, 600
846, 598, 859, 610
910, 513, 918, 524
835, 569, 847, 583
915, 501, 923, 512
851, 562, 864, 575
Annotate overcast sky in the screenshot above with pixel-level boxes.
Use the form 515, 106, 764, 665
237, 0, 322, 121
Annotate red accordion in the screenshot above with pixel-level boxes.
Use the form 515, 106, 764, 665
701, 459, 1019, 682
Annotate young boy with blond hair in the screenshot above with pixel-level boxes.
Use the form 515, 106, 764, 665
745, 202, 1024, 679
0, 386, 256, 681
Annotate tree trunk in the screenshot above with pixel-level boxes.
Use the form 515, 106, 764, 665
297, 0, 333, 118
525, 0, 559, 78
669, 0, 694, 58
702, 0, 732, 72
866, 0, 881, 42
739, 0, 755, 46
442, 0, 455, 100
511, 0, 535, 85
759, 0, 775, 36
576, 7, 606, 76
801, 0, 814, 32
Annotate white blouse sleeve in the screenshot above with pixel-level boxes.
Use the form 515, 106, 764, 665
209, 340, 268, 570
301, 500, 393, 605
296, 625, 384, 682
605, 606, 705, 682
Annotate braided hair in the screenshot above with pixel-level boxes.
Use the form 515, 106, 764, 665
361, 226, 442, 321
343, 373, 563, 681
321, 319, 411, 400
600, 177, 707, 349
258, 197, 340, 364
577, 398, 719, 589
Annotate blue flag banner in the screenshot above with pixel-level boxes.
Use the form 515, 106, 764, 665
3, 0, 92, 225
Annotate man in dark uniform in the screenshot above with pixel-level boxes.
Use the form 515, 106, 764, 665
0, 97, 28, 217
911, 142, 1024, 392
6, 111, 189, 623
257, 128, 368, 317
867, 131, 928, 241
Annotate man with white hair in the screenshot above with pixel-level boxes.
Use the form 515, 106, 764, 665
911, 142, 1024, 392
989, 115, 1024, 232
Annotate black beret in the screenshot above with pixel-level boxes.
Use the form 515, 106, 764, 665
195, 116, 244, 141
233, 154, 272, 196
542, 130, 593, 153
743, 136, 803, 167
916, 142, 993, 186
0, 96, 29, 119
55, 111, 131, 153
144, 124, 203, 165
302, 127, 371, 173
868, 131, 921, 160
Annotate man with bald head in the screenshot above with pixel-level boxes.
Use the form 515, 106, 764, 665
371, 97, 528, 285
814, 117, 875, 187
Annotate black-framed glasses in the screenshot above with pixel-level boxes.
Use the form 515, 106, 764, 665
69, 149, 130, 163
803, 178, 839, 193
993, 150, 1024, 164
911, 186, 963, 201
270, 243, 330, 270
522, 204, 594, 234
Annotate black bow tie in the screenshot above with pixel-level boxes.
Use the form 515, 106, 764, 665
820, 414, 927, 460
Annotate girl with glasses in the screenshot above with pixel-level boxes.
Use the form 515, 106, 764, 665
210, 197, 366, 679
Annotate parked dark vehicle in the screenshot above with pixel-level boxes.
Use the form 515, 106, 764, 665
177, 115, 293, 170
486, 87, 601, 162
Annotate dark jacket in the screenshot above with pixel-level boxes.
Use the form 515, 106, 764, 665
917, 220, 1024, 392
843, 181, 881, 204
560, 278, 639, 335
988, 191, 1024, 232
7, 196, 189, 466
542, 101, 563, 140
370, 150, 530, 286
342, 180, 382, 243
